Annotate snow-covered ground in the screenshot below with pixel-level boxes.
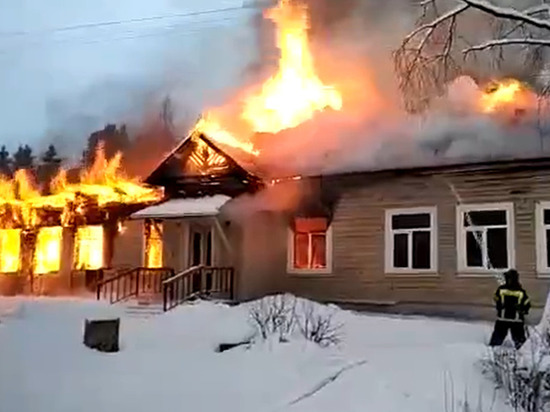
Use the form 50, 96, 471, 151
0, 296, 511, 412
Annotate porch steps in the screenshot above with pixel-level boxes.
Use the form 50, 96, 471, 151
123, 302, 164, 319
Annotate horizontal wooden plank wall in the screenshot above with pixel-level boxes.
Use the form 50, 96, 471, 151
276, 166, 550, 311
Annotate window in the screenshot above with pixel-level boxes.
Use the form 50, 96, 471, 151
74, 225, 104, 270
144, 220, 163, 268
456, 203, 514, 273
385, 208, 437, 273
288, 217, 332, 274
536, 202, 550, 274
0, 229, 21, 273
34, 226, 62, 274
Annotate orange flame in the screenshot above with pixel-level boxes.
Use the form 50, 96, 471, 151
190, 0, 343, 154
144, 219, 163, 268
242, 0, 342, 133
193, 116, 259, 155
74, 225, 104, 270
34, 226, 62, 274
0, 229, 20, 272
480, 79, 524, 113
0, 143, 162, 229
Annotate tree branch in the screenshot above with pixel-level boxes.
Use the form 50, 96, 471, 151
462, 0, 550, 31
403, 3, 470, 47
464, 37, 550, 54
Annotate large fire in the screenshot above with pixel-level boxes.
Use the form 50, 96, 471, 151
0, 144, 162, 230
241, 0, 342, 133
479, 79, 527, 113
194, 0, 342, 155
0, 143, 162, 275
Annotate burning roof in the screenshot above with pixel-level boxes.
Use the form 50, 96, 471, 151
166, 0, 545, 182
0, 143, 162, 230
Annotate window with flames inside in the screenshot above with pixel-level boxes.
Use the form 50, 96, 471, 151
0, 229, 21, 273
34, 226, 63, 274
144, 219, 163, 268
290, 217, 329, 272
74, 225, 104, 270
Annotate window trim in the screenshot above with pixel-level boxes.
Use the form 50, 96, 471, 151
535, 201, 550, 276
287, 220, 333, 275
384, 207, 438, 274
456, 202, 515, 275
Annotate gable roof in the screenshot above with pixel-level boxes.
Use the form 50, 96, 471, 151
145, 129, 261, 186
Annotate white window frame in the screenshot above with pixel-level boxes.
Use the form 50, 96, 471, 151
384, 207, 438, 274
535, 201, 550, 276
287, 220, 333, 275
456, 202, 515, 275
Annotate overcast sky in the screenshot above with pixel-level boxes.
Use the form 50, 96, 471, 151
0, 0, 258, 158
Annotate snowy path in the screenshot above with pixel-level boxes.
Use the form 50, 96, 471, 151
0, 297, 510, 412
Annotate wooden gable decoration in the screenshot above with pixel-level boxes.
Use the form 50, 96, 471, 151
145, 131, 263, 198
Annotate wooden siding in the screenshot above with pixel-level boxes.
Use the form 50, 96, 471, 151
237, 212, 287, 300
256, 167, 550, 310
112, 220, 143, 268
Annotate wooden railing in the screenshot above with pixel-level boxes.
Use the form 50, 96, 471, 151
96, 267, 175, 304
162, 266, 234, 312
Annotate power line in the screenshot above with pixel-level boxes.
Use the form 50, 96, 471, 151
0, 3, 261, 39
0, 15, 250, 55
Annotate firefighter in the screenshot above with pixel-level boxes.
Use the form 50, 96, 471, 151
489, 269, 531, 349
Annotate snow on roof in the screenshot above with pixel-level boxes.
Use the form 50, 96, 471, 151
131, 195, 231, 219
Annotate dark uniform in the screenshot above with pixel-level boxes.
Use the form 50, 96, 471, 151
489, 269, 531, 349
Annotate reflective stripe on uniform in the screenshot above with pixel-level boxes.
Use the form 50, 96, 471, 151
496, 317, 524, 323
499, 289, 524, 300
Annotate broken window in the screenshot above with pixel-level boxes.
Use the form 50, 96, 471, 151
0, 229, 21, 273
458, 205, 512, 271
290, 217, 330, 271
386, 209, 435, 272
34, 226, 62, 274
144, 219, 163, 268
74, 225, 104, 270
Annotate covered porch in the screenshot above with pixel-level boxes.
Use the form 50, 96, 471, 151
105, 195, 238, 307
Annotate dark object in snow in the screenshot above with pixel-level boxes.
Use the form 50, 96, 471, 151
216, 340, 250, 352
83, 318, 120, 353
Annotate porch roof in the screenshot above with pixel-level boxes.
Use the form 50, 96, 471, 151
130, 195, 231, 219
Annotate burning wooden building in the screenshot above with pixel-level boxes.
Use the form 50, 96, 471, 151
111, 129, 263, 281
112, 127, 550, 319
0, 147, 162, 295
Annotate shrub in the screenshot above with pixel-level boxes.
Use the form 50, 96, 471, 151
481, 327, 550, 412
248, 295, 343, 347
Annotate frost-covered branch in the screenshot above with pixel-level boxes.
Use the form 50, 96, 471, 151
394, 0, 550, 112
464, 38, 550, 54
463, 0, 550, 31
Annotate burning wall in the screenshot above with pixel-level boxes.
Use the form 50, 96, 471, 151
0, 144, 162, 294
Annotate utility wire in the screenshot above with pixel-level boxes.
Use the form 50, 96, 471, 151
0, 3, 261, 39
0, 15, 251, 55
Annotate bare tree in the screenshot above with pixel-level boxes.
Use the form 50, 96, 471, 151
394, 0, 550, 113
394, 0, 550, 346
